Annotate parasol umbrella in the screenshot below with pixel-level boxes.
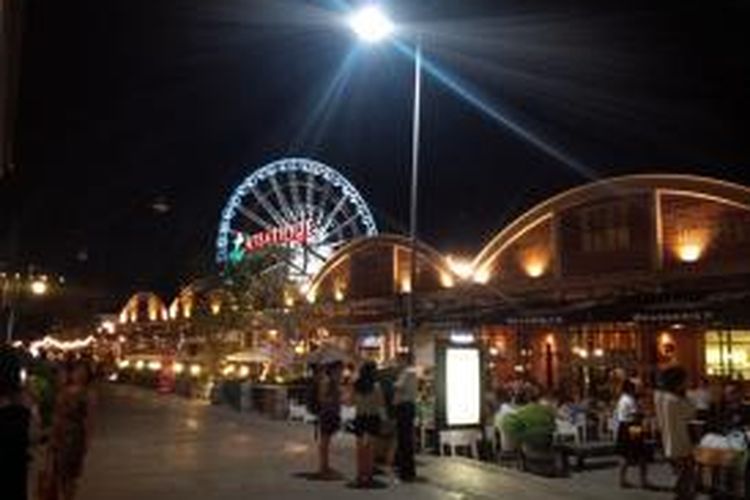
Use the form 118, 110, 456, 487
225, 349, 272, 364
306, 344, 352, 366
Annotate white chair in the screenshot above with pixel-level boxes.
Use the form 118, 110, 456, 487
555, 419, 580, 446
602, 414, 616, 441
439, 429, 481, 458
340, 405, 356, 425
418, 420, 435, 452
484, 425, 497, 453
288, 401, 307, 422
287, 400, 317, 424
573, 413, 588, 444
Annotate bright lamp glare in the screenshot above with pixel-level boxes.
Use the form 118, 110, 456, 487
30, 280, 48, 296
348, 5, 394, 43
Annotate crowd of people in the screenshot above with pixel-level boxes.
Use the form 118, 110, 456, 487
619, 367, 749, 499
0, 346, 97, 500
304, 352, 750, 496
6, 338, 748, 499
306, 354, 418, 488
491, 366, 750, 499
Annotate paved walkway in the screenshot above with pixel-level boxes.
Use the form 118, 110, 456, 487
78, 385, 677, 500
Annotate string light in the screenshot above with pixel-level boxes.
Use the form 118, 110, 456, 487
29, 335, 96, 357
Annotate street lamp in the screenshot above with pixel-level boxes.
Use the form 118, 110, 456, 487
347, 5, 422, 363
347, 5, 395, 43
30, 279, 49, 296
1, 271, 57, 343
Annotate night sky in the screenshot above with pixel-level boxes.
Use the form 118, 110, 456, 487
3, 0, 750, 311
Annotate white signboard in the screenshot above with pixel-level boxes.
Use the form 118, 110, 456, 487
446, 347, 481, 426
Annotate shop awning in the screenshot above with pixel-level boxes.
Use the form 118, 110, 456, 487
467, 290, 750, 327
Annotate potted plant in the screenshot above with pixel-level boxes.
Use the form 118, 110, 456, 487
501, 403, 561, 476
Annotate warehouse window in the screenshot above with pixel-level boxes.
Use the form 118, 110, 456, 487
705, 330, 750, 379
580, 203, 631, 253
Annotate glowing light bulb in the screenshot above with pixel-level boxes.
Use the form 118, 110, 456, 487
677, 243, 702, 263
348, 5, 395, 43
446, 256, 474, 280
30, 280, 48, 296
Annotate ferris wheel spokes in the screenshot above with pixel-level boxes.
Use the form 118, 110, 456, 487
314, 182, 336, 227
216, 158, 378, 280
269, 175, 295, 221
236, 204, 275, 232
250, 185, 287, 228
289, 170, 302, 214
321, 211, 360, 246
319, 195, 350, 236
305, 171, 315, 219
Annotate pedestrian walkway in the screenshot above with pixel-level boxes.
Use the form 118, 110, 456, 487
78, 385, 674, 500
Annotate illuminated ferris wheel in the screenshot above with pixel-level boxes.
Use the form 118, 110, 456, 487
216, 158, 378, 281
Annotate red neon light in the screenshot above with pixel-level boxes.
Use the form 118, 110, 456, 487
239, 220, 312, 253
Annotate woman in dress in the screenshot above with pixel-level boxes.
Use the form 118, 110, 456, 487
52, 363, 95, 500
352, 361, 385, 487
316, 361, 343, 479
615, 380, 651, 489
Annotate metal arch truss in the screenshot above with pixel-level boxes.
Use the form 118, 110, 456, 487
216, 158, 378, 280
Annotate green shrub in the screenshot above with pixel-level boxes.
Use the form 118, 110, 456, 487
501, 403, 555, 449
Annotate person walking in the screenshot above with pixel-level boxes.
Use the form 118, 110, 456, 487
0, 346, 32, 500
394, 355, 417, 481
351, 361, 385, 488
315, 361, 343, 479
51, 363, 95, 500
614, 380, 652, 489
654, 366, 695, 500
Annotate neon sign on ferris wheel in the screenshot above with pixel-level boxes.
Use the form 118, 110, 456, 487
229, 220, 312, 263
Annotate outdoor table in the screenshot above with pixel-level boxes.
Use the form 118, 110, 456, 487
694, 446, 746, 498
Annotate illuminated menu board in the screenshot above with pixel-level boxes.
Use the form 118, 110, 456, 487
445, 347, 481, 426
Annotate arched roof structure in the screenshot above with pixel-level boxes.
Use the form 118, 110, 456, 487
472, 174, 750, 282
167, 276, 229, 320
307, 234, 456, 302
119, 292, 168, 324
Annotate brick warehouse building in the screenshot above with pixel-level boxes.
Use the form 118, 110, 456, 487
111, 174, 750, 395
304, 174, 750, 391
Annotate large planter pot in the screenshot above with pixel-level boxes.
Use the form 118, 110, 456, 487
521, 438, 567, 477
221, 380, 242, 410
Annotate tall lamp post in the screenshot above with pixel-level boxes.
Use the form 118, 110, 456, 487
1, 272, 51, 343
348, 5, 421, 363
